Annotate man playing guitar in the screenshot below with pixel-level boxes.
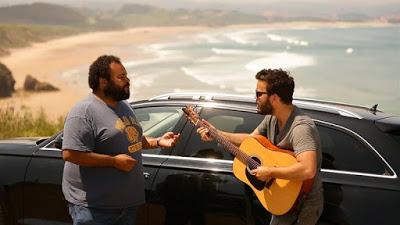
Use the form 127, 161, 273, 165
196, 69, 323, 225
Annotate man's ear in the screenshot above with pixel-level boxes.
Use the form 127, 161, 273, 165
99, 77, 108, 89
270, 93, 279, 104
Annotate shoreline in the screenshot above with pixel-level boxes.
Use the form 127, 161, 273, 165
226, 20, 395, 29
0, 21, 395, 120
0, 26, 210, 120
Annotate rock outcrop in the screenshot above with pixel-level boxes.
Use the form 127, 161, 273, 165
0, 48, 10, 57
24, 75, 59, 92
0, 62, 15, 97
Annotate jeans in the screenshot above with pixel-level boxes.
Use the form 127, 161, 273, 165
269, 193, 323, 225
68, 204, 138, 225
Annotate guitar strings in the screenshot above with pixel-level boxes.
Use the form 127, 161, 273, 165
190, 112, 261, 169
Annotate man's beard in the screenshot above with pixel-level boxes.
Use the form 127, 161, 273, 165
257, 100, 273, 115
104, 80, 130, 101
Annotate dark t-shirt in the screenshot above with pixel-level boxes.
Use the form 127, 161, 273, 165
62, 94, 145, 208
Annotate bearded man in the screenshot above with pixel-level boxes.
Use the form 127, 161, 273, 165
197, 69, 323, 225
62, 55, 180, 225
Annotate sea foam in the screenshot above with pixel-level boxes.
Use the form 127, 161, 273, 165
245, 52, 315, 72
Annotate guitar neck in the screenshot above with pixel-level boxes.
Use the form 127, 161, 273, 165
196, 120, 252, 164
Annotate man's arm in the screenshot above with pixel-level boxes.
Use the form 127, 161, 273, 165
251, 121, 319, 181
251, 150, 317, 181
142, 132, 180, 149
197, 119, 260, 146
141, 137, 158, 149
199, 122, 317, 181
62, 150, 136, 172
219, 128, 259, 146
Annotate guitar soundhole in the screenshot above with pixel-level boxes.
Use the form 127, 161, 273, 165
246, 157, 272, 191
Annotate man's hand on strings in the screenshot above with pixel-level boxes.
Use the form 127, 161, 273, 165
196, 119, 215, 142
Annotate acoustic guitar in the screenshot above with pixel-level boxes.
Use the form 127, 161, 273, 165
182, 106, 303, 215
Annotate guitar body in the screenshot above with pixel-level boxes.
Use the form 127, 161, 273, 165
182, 106, 303, 215
233, 135, 303, 215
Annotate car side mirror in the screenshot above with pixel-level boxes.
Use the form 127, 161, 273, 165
54, 132, 63, 149
136, 113, 150, 122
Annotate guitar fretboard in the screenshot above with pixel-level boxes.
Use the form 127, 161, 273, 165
194, 118, 260, 169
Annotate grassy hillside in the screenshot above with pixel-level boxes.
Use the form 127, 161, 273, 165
0, 2, 88, 26
0, 3, 87, 56
0, 3, 122, 56
116, 5, 267, 27
0, 24, 79, 49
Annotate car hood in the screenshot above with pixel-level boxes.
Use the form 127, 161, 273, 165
0, 137, 44, 156
0, 138, 41, 145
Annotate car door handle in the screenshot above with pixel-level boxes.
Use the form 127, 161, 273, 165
143, 172, 151, 179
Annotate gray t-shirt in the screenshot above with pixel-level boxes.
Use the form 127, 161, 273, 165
257, 106, 323, 201
62, 94, 145, 209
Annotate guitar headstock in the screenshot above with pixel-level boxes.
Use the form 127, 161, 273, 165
182, 105, 200, 126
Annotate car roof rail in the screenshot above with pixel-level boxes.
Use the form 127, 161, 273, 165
149, 92, 255, 103
149, 92, 363, 119
294, 97, 375, 111
293, 99, 363, 119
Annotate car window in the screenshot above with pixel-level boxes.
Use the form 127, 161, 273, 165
134, 106, 184, 154
135, 106, 183, 137
41, 131, 63, 149
182, 107, 264, 160
318, 125, 387, 175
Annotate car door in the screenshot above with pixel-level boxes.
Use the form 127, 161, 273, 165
23, 138, 160, 225
23, 140, 70, 225
0, 145, 37, 225
21, 105, 185, 225
133, 105, 187, 225
149, 106, 271, 225
316, 121, 400, 225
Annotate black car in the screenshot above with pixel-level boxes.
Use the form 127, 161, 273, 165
1, 93, 400, 225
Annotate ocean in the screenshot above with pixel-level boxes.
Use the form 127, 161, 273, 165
62, 25, 400, 116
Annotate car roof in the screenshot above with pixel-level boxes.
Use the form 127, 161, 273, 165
133, 92, 395, 121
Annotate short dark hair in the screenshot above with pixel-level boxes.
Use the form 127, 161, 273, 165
255, 68, 295, 104
88, 55, 121, 91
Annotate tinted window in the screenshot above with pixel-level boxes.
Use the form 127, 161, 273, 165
135, 106, 183, 154
42, 132, 61, 149
135, 106, 183, 137
182, 107, 264, 160
389, 133, 400, 144
318, 125, 386, 175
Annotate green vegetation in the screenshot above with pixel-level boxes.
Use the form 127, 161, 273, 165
0, 2, 87, 26
0, 106, 64, 138
115, 6, 266, 27
0, 24, 80, 49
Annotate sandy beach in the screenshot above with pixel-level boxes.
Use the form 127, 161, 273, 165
0, 26, 210, 120
0, 21, 393, 120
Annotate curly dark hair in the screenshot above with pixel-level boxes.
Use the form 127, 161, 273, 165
255, 68, 295, 104
88, 55, 121, 91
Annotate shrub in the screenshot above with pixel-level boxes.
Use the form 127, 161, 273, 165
0, 106, 64, 138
